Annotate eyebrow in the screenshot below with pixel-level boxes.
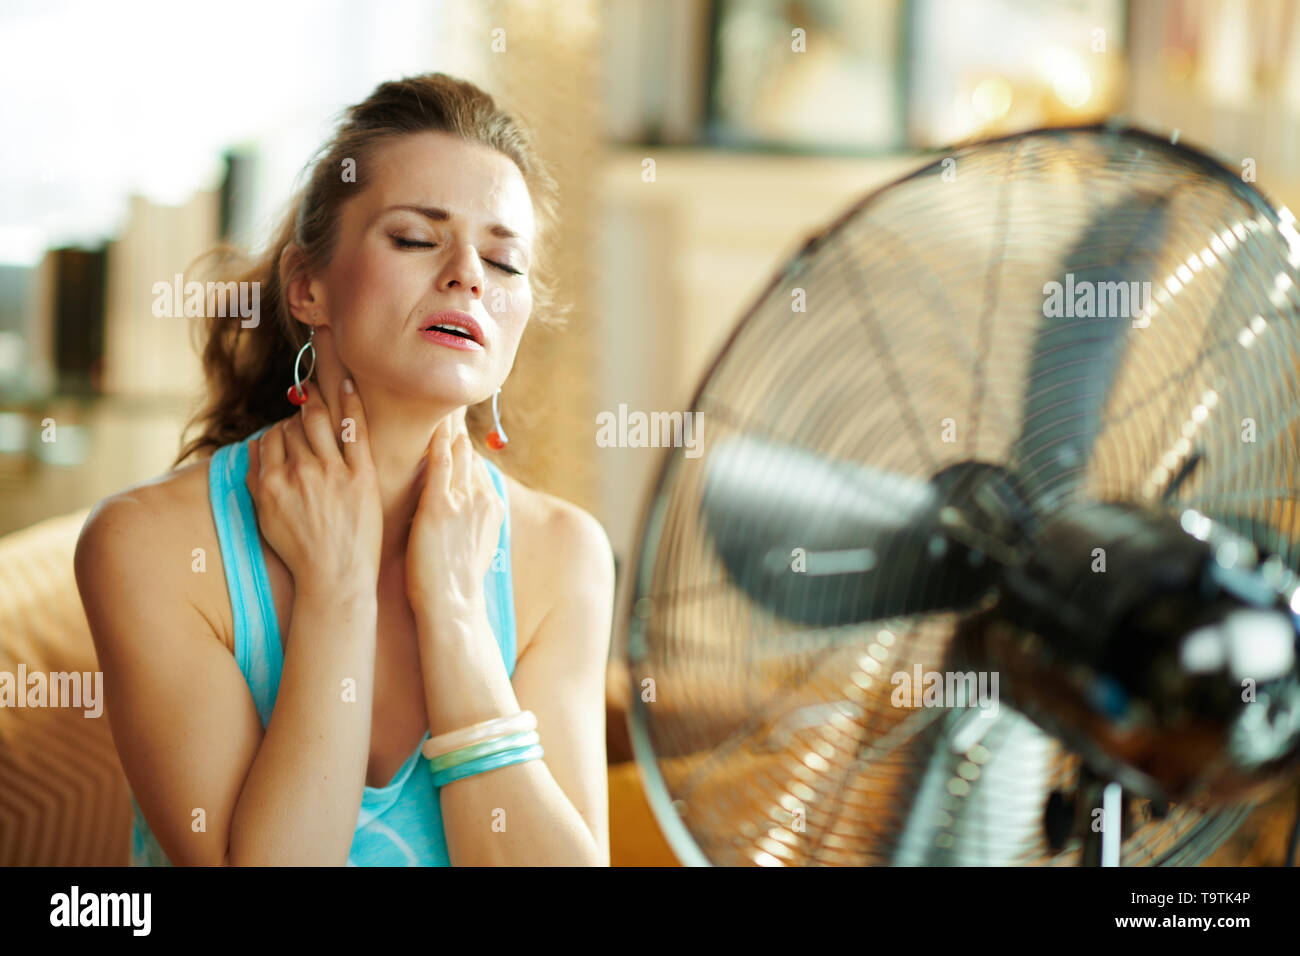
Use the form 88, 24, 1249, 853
382, 204, 525, 241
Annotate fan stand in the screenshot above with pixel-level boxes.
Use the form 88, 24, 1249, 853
1075, 769, 1127, 866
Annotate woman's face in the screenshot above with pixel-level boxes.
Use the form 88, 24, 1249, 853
309, 130, 536, 407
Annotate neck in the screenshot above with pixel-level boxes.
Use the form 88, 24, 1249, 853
329, 380, 464, 567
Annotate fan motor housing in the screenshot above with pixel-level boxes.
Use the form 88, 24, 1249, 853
955, 501, 1300, 803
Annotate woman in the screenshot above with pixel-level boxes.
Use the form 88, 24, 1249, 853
73, 74, 614, 866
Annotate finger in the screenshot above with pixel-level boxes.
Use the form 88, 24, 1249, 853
475, 454, 495, 497
300, 382, 342, 464
246, 436, 261, 498
477, 456, 504, 522
338, 377, 373, 470
283, 413, 312, 464
261, 423, 286, 471
452, 431, 472, 497
426, 414, 454, 497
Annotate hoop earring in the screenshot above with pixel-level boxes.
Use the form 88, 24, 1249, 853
287, 325, 316, 406
486, 388, 508, 449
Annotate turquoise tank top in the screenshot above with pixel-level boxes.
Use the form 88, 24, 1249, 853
128, 424, 517, 866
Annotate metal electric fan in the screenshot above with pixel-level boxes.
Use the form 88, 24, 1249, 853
623, 124, 1300, 866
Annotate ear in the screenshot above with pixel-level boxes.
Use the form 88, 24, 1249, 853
279, 243, 325, 325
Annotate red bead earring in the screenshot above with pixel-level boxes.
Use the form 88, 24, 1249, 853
486, 388, 508, 449
287, 325, 316, 406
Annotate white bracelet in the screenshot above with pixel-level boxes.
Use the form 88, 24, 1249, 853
422, 710, 537, 761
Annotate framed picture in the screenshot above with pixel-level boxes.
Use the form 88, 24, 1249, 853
704, 0, 908, 153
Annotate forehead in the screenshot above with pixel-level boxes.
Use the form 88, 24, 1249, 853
360, 131, 536, 242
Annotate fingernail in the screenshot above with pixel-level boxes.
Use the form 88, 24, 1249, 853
343, 378, 355, 394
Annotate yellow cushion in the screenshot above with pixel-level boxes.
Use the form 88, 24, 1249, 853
0, 508, 132, 865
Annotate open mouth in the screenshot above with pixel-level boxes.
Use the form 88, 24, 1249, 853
424, 322, 477, 341
419, 321, 485, 351
419, 311, 485, 348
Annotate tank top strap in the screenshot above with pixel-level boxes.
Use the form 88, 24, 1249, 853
480, 455, 517, 677
208, 425, 283, 728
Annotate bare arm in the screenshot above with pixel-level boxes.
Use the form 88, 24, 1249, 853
76, 495, 381, 865
227, 584, 378, 864
231, 377, 385, 863
416, 489, 614, 865
77, 491, 264, 866
76, 379, 383, 865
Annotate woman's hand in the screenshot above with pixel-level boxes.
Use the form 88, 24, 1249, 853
246, 378, 383, 597
406, 407, 506, 622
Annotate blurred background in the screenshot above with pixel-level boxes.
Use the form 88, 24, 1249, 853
2, 0, 1299, 865
7, 0, 1300, 553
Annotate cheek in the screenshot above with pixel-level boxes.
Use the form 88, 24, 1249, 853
508, 280, 532, 323
487, 283, 530, 335
502, 285, 531, 349
329, 248, 411, 337
336, 246, 408, 303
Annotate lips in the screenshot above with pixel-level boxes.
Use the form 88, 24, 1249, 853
420, 310, 485, 347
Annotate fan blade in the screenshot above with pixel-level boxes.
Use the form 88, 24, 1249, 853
1012, 190, 1172, 508
700, 435, 999, 626
891, 706, 1058, 865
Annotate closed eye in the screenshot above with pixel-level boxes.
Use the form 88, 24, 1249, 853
392, 237, 523, 275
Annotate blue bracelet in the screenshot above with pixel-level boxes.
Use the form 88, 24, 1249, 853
430, 743, 544, 790
427, 729, 540, 775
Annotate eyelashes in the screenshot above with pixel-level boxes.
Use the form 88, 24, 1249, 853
390, 236, 523, 276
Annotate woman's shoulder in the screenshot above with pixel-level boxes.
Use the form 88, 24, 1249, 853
79, 455, 215, 550
499, 470, 613, 567
497, 469, 615, 654
75, 454, 230, 646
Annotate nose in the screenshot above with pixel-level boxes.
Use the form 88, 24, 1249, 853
437, 242, 485, 297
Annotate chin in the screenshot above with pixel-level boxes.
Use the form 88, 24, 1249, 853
396, 367, 486, 405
